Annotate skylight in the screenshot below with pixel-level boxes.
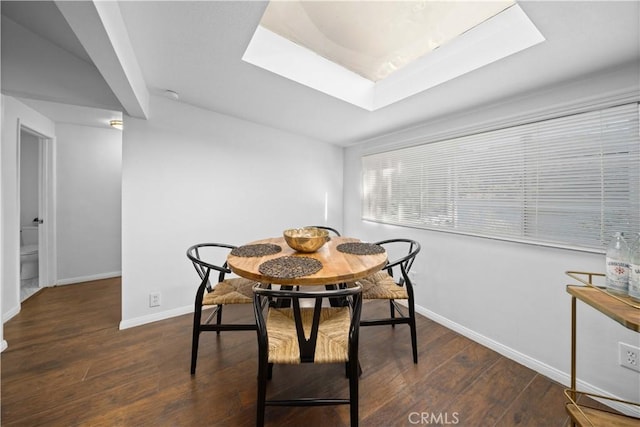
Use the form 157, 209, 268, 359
243, 1, 545, 111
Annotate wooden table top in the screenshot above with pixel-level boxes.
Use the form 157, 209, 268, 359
567, 285, 640, 332
227, 236, 388, 286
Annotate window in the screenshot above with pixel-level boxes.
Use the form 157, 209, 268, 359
362, 103, 640, 251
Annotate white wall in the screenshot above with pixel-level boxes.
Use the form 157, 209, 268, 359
1, 95, 5, 352
1, 95, 56, 326
120, 95, 343, 328
55, 123, 122, 284
1, 97, 122, 352
344, 64, 640, 412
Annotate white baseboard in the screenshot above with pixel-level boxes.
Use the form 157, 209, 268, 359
119, 305, 192, 330
55, 271, 121, 286
414, 303, 640, 418
2, 305, 21, 323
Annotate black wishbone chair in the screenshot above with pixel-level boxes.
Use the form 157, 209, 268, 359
303, 226, 345, 306
253, 283, 363, 427
357, 238, 421, 363
186, 243, 258, 374
305, 225, 341, 237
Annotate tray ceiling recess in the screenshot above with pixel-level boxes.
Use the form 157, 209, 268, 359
243, 1, 545, 111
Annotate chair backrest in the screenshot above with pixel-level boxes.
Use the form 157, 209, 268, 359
375, 239, 421, 286
253, 284, 362, 364
186, 243, 236, 292
306, 226, 341, 237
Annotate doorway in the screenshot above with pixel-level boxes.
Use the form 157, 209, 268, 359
18, 126, 53, 302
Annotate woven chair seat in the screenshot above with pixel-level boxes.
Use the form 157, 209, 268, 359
266, 307, 351, 364
203, 277, 256, 305
359, 270, 408, 300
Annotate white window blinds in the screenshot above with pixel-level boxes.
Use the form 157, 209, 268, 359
362, 103, 640, 251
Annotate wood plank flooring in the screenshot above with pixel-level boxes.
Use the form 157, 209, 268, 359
2, 277, 583, 426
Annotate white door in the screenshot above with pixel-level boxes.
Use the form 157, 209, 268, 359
36, 134, 55, 289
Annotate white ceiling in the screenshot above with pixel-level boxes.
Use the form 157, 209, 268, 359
2, 1, 639, 146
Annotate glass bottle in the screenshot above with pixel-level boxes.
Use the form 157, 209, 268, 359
628, 232, 640, 302
605, 232, 629, 295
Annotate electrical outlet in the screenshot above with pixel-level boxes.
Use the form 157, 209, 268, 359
149, 292, 161, 307
619, 342, 640, 372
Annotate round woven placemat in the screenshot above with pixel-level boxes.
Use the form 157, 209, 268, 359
336, 242, 385, 255
230, 243, 282, 257
258, 256, 322, 278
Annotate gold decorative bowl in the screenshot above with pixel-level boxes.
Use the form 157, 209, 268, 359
283, 227, 329, 253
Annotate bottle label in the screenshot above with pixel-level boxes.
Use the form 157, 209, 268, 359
629, 263, 640, 300
606, 257, 629, 293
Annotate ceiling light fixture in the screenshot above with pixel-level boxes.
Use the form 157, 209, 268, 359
109, 119, 123, 130
165, 89, 179, 100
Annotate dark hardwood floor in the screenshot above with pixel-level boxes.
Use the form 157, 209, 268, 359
2, 278, 583, 426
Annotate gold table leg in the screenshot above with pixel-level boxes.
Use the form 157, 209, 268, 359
570, 295, 577, 426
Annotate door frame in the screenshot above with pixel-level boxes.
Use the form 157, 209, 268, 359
18, 123, 56, 291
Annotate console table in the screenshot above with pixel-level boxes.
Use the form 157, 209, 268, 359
565, 271, 640, 426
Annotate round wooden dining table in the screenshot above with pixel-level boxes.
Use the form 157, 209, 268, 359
227, 236, 387, 286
